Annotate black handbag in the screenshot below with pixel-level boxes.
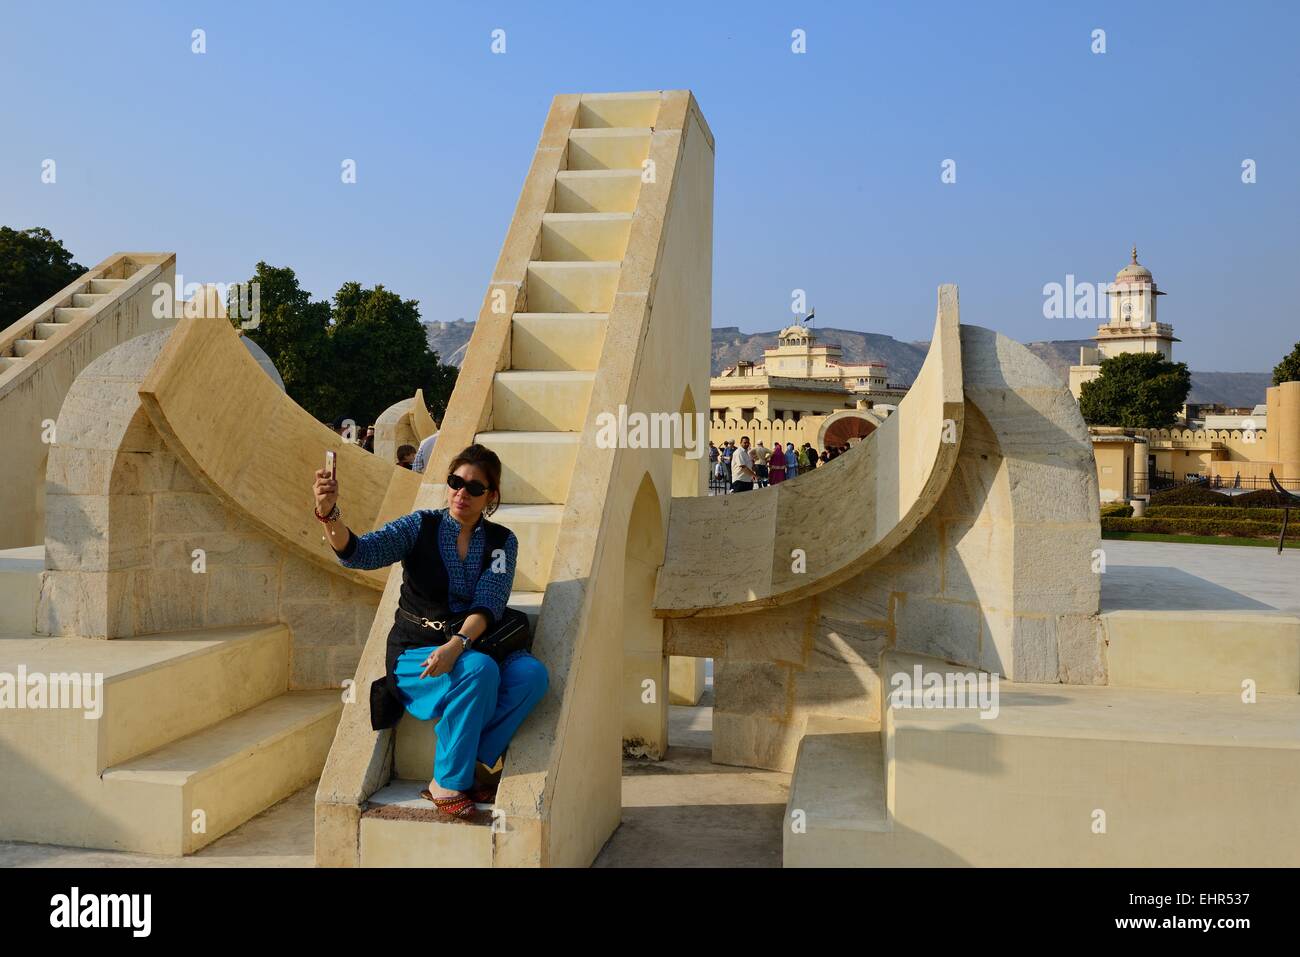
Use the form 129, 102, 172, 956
369, 676, 405, 731
394, 605, 533, 664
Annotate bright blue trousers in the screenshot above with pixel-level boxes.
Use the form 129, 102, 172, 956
393, 646, 548, 792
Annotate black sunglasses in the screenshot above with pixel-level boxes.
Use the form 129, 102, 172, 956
447, 473, 490, 497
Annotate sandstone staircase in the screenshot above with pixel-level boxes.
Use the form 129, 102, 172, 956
0, 570, 339, 855
0, 266, 154, 375
356, 93, 665, 865
0, 279, 127, 371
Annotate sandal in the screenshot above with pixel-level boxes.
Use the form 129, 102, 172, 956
470, 781, 498, 805
419, 789, 480, 821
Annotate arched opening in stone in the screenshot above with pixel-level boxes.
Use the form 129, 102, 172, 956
671, 384, 704, 497
621, 472, 666, 759
821, 412, 878, 449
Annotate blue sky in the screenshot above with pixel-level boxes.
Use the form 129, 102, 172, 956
2, 1, 1296, 372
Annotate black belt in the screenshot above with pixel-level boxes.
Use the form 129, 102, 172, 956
394, 606, 466, 641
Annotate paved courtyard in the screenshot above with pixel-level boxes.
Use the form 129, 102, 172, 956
1102, 539, 1300, 614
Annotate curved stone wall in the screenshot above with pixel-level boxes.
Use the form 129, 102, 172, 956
654, 285, 965, 617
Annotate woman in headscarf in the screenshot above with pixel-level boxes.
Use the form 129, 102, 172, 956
768, 440, 787, 485
784, 442, 799, 480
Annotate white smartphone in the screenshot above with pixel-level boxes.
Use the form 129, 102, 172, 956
325, 450, 337, 479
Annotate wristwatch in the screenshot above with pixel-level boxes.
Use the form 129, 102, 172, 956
454, 632, 473, 650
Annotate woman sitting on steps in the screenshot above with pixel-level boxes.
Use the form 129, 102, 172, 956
312, 443, 548, 822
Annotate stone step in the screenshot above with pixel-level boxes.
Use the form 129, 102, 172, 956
0, 356, 23, 374
1103, 609, 1300, 693
34, 322, 64, 340
492, 370, 595, 432
490, 504, 564, 593
360, 779, 493, 867
511, 313, 608, 371
510, 590, 544, 630
97, 623, 292, 770
566, 128, 652, 171
0, 546, 43, 635
52, 306, 92, 323
0, 623, 293, 772
70, 293, 107, 309
552, 169, 642, 214
525, 261, 620, 313
12, 339, 43, 358
783, 715, 885, 868
475, 431, 580, 504
539, 212, 633, 262
575, 93, 661, 130
87, 278, 128, 294
102, 690, 341, 854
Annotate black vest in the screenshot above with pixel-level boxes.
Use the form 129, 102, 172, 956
369, 510, 512, 730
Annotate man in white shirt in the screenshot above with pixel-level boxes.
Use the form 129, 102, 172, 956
731, 436, 756, 492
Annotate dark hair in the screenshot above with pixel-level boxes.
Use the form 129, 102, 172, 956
396, 444, 417, 460
448, 444, 503, 517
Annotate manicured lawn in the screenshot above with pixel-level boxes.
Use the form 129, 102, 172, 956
1101, 530, 1300, 549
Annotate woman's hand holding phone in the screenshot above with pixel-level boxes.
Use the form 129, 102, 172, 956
314, 451, 339, 516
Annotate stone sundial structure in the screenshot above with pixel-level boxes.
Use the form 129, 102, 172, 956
1, 91, 1297, 867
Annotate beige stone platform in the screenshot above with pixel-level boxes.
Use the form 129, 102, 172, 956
785, 652, 1300, 867
1093, 540, 1300, 694
1104, 608, 1300, 693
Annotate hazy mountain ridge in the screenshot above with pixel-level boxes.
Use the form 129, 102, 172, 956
425, 321, 1272, 409
423, 319, 475, 367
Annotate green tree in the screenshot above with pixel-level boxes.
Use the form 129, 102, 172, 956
329, 281, 455, 426
230, 262, 334, 418
1079, 352, 1191, 428
0, 226, 85, 327
229, 264, 457, 428
1273, 341, 1300, 385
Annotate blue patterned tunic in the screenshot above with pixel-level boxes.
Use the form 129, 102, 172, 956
338, 508, 518, 624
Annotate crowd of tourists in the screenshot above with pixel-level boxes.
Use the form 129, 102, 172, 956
328, 415, 847, 494
709, 437, 854, 492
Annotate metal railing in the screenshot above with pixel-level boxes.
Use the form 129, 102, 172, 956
1195, 473, 1300, 492
708, 463, 731, 495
